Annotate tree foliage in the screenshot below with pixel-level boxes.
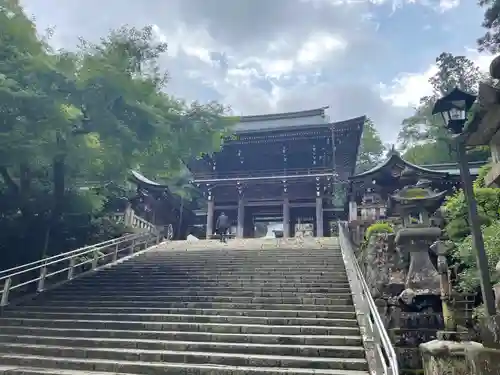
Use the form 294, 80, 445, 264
398, 53, 489, 165
0, 1, 236, 268
356, 119, 386, 173
452, 221, 500, 292
443, 186, 500, 241
478, 0, 500, 53
442, 164, 500, 292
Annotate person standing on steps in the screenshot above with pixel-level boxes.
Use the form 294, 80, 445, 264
216, 211, 230, 243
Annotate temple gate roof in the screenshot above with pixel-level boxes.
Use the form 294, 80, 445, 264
233, 107, 329, 133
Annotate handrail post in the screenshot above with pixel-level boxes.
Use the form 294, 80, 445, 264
112, 242, 119, 263
91, 248, 99, 269
129, 238, 136, 255
67, 256, 76, 280
37, 261, 47, 292
1, 277, 12, 307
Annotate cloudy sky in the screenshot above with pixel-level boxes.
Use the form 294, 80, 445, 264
20, 0, 494, 142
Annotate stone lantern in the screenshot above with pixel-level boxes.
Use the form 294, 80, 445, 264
391, 180, 446, 300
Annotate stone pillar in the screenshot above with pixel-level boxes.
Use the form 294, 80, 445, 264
237, 197, 244, 238
349, 200, 357, 222
206, 200, 214, 239
316, 197, 324, 237
283, 197, 290, 238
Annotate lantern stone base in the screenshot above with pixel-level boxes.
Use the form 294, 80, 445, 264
420, 339, 500, 375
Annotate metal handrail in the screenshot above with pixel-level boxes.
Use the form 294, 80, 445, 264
338, 221, 399, 375
0, 230, 162, 307
0, 233, 140, 277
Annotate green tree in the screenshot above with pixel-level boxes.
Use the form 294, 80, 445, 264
0, 3, 237, 268
398, 52, 489, 165
442, 164, 500, 293
478, 0, 500, 53
356, 119, 385, 173
452, 220, 500, 292
403, 142, 453, 165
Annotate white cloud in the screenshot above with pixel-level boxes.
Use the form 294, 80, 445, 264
378, 64, 437, 107
296, 32, 347, 65
18, 0, 476, 143
379, 50, 494, 108
152, 24, 215, 64
438, 0, 460, 12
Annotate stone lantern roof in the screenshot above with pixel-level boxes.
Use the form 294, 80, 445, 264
389, 183, 448, 215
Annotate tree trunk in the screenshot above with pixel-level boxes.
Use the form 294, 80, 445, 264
42, 153, 66, 258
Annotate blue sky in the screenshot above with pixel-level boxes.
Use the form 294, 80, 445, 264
20, 0, 494, 142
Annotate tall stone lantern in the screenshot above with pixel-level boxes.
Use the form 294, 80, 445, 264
390, 180, 447, 300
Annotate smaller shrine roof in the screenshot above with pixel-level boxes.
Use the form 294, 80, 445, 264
129, 170, 171, 190
350, 147, 450, 181
421, 161, 486, 176
129, 170, 199, 213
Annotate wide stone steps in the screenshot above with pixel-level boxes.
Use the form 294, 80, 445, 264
43, 290, 353, 298
0, 337, 365, 358
54, 286, 352, 293
1, 312, 359, 327
0, 241, 369, 374
23, 300, 355, 311
0, 328, 362, 346
0, 345, 368, 371
14, 306, 357, 319
0, 358, 369, 375
32, 297, 354, 306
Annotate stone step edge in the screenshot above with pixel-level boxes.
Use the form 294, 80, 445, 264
140, 251, 342, 254
0, 327, 362, 341
0, 343, 369, 364
44, 294, 354, 298
0, 334, 364, 351
25, 302, 355, 309
0, 357, 369, 375
3, 312, 358, 323
77, 282, 351, 285
40, 298, 354, 302
0, 318, 360, 329
44, 290, 353, 294
15, 307, 355, 314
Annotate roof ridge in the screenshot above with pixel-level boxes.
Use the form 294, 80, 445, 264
239, 107, 328, 123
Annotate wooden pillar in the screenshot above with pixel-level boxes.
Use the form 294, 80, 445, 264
316, 197, 324, 237
206, 200, 214, 239
290, 214, 297, 238
237, 197, 245, 238
283, 197, 290, 238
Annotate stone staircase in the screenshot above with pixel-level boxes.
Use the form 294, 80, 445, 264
0, 238, 369, 375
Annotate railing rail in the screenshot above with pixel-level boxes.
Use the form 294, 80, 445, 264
109, 210, 157, 233
0, 231, 161, 307
338, 221, 399, 375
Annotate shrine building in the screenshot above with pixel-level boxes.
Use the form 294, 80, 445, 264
348, 147, 486, 224
187, 107, 365, 238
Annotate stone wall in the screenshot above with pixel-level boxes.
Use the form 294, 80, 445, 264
358, 232, 444, 374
